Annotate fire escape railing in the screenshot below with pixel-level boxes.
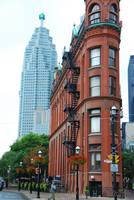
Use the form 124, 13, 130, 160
62, 51, 80, 157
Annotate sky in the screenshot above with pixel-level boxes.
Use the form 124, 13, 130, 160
0, 0, 133, 158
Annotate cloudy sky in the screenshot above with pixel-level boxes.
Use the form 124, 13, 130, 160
0, 0, 133, 157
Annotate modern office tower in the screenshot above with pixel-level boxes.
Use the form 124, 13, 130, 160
122, 122, 134, 151
18, 13, 57, 137
49, 0, 122, 197
128, 55, 134, 122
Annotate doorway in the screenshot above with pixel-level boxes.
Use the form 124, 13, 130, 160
89, 181, 102, 197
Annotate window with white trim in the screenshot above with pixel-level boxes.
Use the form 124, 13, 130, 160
90, 76, 100, 96
109, 48, 116, 67
109, 76, 116, 96
90, 48, 101, 67
90, 144, 101, 171
89, 109, 101, 134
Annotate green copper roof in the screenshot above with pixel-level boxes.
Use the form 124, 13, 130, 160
54, 71, 56, 80
58, 62, 62, 71
39, 13, 45, 21
72, 24, 78, 37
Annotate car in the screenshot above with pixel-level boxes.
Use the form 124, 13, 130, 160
53, 175, 61, 187
0, 177, 6, 189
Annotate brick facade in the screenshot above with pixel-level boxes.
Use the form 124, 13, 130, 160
49, 0, 122, 197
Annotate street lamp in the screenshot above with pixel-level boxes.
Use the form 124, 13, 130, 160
29, 158, 33, 194
37, 150, 42, 198
110, 106, 123, 200
18, 161, 23, 191
75, 146, 80, 200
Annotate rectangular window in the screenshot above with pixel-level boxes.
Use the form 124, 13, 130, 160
109, 76, 116, 96
109, 48, 116, 67
90, 76, 100, 96
90, 48, 100, 67
89, 109, 101, 134
90, 144, 101, 171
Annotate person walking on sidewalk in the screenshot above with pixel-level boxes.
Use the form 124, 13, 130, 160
48, 181, 56, 200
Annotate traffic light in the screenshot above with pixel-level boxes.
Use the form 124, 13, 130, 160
107, 154, 120, 164
107, 154, 112, 160
115, 155, 120, 164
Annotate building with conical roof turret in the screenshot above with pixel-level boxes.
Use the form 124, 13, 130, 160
49, 0, 122, 197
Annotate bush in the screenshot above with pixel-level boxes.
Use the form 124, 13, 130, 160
20, 182, 24, 189
40, 183, 49, 192
24, 182, 28, 190
32, 182, 36, 191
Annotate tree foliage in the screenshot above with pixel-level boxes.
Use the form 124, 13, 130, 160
122, 150, 134, 181
0, 132, 49, 181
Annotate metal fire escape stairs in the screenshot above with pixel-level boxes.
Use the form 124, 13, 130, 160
62, 51, 80, 157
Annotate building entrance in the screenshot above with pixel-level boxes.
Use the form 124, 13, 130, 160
89, 181, 102, 197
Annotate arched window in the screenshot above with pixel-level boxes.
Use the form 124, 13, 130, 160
89, 4, 101, 25
109, 4, 118, 24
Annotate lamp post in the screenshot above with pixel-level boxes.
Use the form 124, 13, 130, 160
75, 146, 80, 200
37, 150, 42, 198
110, 106, 122, 200
30, 158, 33, 194
111, 106, 118, 200
18, 161, 23, 191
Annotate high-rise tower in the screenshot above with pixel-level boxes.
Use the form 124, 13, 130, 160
19, 13, 57, 137
128, 55, 134, 122
49, 0, 122, 197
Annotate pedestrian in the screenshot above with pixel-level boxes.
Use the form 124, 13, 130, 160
48, 181, 56, 200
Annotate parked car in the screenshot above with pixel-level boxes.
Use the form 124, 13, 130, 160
53, 175, 61, 186
0, 177, 6, 190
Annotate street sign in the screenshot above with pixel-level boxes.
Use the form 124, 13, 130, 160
110, 164, 118, 172
104, 159, 112, 163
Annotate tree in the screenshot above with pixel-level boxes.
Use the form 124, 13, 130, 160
11, 132, 49, 152
0, 132, 49, 181
122, 150, 134, 183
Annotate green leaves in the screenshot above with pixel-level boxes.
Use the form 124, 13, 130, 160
122, 150, 134, 180
0, 132, 49, 181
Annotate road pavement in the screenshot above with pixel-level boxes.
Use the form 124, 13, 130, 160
0, 191, 28, 200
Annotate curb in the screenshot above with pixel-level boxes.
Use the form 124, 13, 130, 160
20, 192, 31, 200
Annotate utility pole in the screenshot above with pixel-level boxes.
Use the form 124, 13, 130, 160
75, 146, 80, 200
111, 106, 118, 200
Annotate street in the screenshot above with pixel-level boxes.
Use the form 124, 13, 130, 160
125, 191, 134, 199
0, 191, 27, 200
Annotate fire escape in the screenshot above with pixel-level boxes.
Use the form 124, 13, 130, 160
62, 51, 80, 157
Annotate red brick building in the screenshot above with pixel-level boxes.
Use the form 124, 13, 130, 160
49, 0, 122, 197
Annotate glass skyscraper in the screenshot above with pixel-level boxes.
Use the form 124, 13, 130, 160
128, 55, 134, 122
18, 13, 57, 137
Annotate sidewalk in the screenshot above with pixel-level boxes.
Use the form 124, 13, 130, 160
5, 188, 133, 200
20, 190, 126, 200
